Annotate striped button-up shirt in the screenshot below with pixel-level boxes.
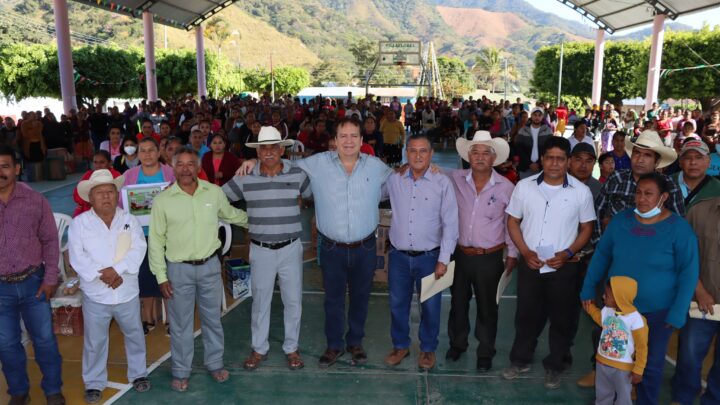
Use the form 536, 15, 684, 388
385, 169, 458, 264
296, 152, 393, 243
0, 182, 59, 285
222, 159, 311, 242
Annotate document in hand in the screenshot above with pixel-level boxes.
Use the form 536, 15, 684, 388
496, 268, 512, 304
420, 261, 455, 303
536, 245, 556, 274
689, 301, 720, 321
114, 232, 131, 263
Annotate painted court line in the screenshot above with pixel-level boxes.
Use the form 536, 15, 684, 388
103, 295, 249, 405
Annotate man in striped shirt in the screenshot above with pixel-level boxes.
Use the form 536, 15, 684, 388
222, 126, 312, 371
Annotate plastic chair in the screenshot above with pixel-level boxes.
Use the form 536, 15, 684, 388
161, 221, 233, 323
289, 140, 305, 161
53, 213, 72, 281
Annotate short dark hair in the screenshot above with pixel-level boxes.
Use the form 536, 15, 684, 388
541, 136, 571, 158
573, 120, 587, 128
637, 172, 670, 194
0, 145, 17, 165
172, 146, 200, 166
406, 133, 432, 148
94, 150, 112, 162
334, 116, 361, 136
141, 118, 153, 125
612, 131, 627, 141
598, 152, 614, 165
107, 124, 124, 135
138, 137, 159, 150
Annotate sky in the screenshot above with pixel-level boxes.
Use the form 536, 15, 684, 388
530, 0, 720, 35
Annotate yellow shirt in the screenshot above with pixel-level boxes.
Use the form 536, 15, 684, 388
149, 180, 248, 283
380, 120, 405, 144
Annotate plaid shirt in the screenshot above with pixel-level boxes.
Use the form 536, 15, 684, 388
593, 169, 685, 244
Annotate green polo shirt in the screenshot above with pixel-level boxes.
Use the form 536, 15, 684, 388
149, 180, 248, 283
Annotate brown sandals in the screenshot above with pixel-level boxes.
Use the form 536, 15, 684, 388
286, 351, 304, 370
243, 351, 268, 371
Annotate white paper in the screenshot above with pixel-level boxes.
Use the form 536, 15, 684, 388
420, 261, 455, 303
536, 245, 556, 274
689, 301, 720, 321
114, 232, 131, 264
496, 268, 512, 304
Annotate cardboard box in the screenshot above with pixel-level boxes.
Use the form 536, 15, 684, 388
375, 225, 390, 283
224, 258, 251, 300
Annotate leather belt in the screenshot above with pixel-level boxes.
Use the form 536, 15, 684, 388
0, 264, 43, 284
394, 246, 440, 257
182, 252, 217, 266
319, 232, 374, 248
457, 243, 506, 256
251, 238, 298, 250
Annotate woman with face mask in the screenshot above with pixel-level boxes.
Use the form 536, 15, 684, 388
113, 136, 140, 174
581, 172, 699, 405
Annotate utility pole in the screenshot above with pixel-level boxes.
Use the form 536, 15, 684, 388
504, 58, 508, 101
163, 26, 167, 49
557, 42, 564, 106
270, 52, 275, 102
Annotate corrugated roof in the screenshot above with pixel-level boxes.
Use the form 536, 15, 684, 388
555, 0, 720, 33
70, 0, 237, 30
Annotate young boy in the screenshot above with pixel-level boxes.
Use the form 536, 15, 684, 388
583, 276, 648, 405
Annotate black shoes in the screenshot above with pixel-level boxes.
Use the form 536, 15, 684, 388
346, 345, 368, 366
318, 348, 345, 368
445, 347, 464, 361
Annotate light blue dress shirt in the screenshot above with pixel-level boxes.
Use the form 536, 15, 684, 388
296, 151, 393, 243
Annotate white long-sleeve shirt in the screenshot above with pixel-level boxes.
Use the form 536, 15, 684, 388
68, 208, 146, 305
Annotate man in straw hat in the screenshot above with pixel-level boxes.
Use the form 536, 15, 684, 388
68, 169, 150, 404
443, 131, 517, 372
577, 130, 684, 389
235, 117, 393, 368
382, 133, 458, 371
502, 136, 596, 390
149, 147, 248, 392
222, 126, 312, 371
0, 145, 65, 405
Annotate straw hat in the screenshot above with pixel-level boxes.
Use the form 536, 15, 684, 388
246, 126, 294, 148
455, 130, 510, 166
624, 130, 677, 169
77, 169, 124, 202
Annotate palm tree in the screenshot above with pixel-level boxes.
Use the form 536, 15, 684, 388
472, 47, 504, 93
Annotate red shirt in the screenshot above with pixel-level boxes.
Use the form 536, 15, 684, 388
656, 119, 673, 138
361, 143, 375, 156
556, 106, 568, 121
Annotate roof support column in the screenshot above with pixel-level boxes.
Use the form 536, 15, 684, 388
143, 11, 158, 102
195, 25, 207, 98
645, 13, 666, 111
53, 0, 77, 114
591, 28, 605, 107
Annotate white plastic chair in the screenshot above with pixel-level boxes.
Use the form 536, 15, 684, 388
289, 140, 305, 161
53, 213, 72, 281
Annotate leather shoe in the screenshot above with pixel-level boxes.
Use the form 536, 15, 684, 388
384, 348, 409, 366
318, 348, 344, 368
445, 347, 464, 361
576, 370, 595, 388
476, 358, 492, 372
418, 351, 436, 371
7, 394, 29, 405
346, 345, 367, 366
46, 393, 66, 405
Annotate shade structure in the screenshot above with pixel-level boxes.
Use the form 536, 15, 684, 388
70, 0, 238, 30
555, 0, 719, 33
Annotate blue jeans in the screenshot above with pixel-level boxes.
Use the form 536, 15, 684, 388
636, 309, 673, 405
388, 248, 441, 352
319, 235, 376, 350
0, 270, 63, 396
671, 317, 720, 405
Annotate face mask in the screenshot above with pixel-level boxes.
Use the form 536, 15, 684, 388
124, 146, 137, 155
634, 196, 665, 219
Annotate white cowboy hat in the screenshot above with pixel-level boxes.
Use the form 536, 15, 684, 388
625, 130, 677, 169
246, 126, 294, 148
77, 169, 124, 203
456, 130, 510, 166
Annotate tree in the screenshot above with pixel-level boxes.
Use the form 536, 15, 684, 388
204, 17, 232, 98
436, 56, 474, 98
472, 47, 504, 93
310, 61, 356, 86
241, 66, 309, 95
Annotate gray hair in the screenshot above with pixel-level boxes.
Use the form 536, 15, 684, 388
470, 143, 496, 156
171, 146, 201, 167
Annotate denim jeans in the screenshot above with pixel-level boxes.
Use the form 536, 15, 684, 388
388, 248, 441, 353
319, 235, 376, 350
0, 269, 63, 396
636, 309, 673, 405
671, 317, 720, 405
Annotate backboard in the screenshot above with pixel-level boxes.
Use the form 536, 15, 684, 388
379, 41, 422, 66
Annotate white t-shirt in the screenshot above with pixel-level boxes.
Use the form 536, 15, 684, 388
597, 307, 645, 364
568, 135, 595, 151
530, 126, 541, 162
539, 181, 563, 201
